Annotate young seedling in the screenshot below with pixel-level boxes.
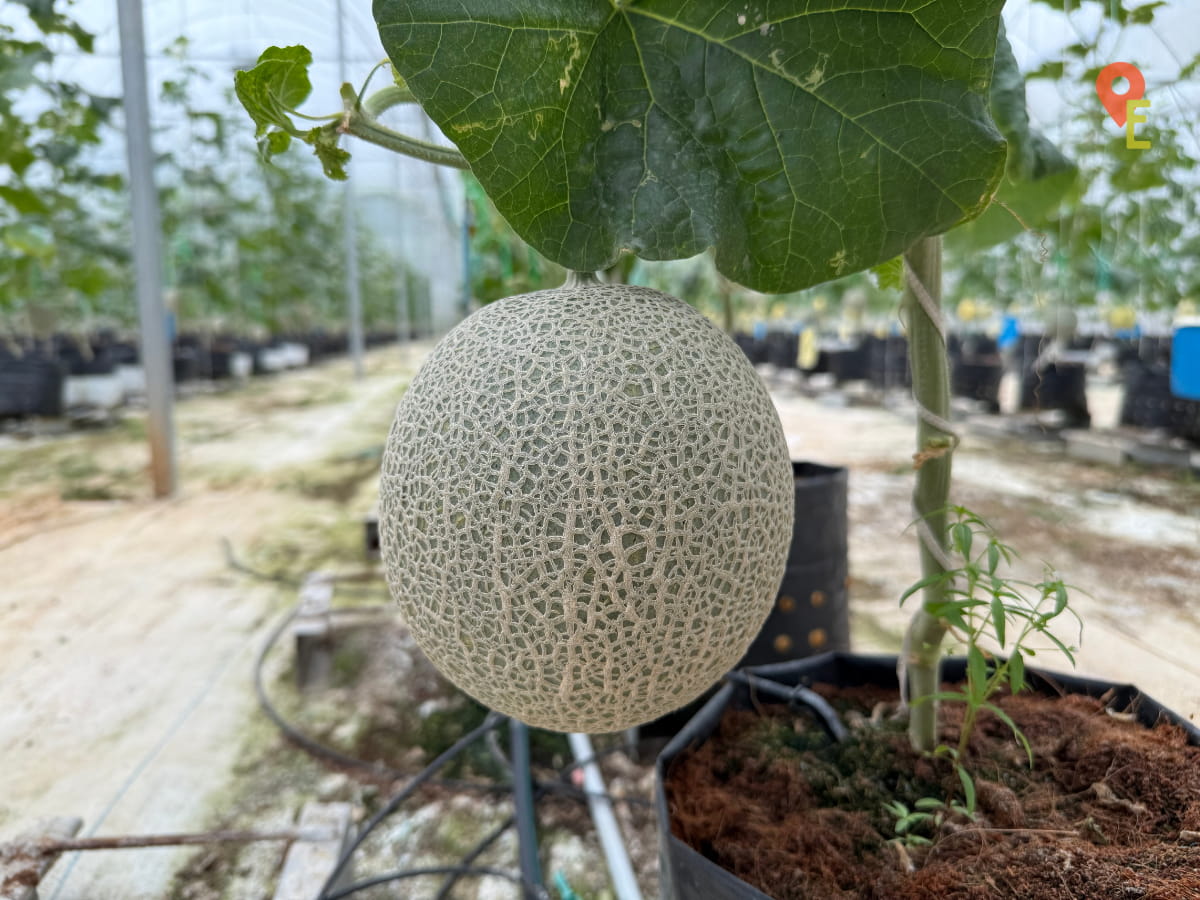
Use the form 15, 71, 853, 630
895, 505, 1082, 819
885, 796, 975, 849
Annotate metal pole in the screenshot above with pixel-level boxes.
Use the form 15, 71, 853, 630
567, 733, 642, 900
116, 0, 176, 498
509, 720, 544, 891
336, 0, 365, 378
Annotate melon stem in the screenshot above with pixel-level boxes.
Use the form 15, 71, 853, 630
563, 270, 603, 288
901, 235, 952, 754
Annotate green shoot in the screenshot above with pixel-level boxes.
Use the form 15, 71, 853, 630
884, 794, 975, 849
900, 506, 1081, 802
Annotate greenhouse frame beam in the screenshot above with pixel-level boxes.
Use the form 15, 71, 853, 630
117, 0, 177, 497
337, 0, 366, 379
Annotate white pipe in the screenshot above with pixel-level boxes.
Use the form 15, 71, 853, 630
567, 733, 643, 900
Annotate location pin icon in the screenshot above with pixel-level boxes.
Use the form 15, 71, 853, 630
1095, 62, 1146, 127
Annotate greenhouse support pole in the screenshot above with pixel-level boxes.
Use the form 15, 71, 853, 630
116, 0, 176, 498
336, 0, 365, 379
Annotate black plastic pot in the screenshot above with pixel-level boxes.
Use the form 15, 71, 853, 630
109, 341, 140, 366
55, 342, 116, 376
951, 358, 1003, 411
1170, 397, 1200, 446
655, 652, 1200, 900
738, 463, 849, 666
0, 355, 66, 418
960, 334, 999, 358
764, 332, 799, 370
826, 344, 869, 383
1119, 363, 1175, 430
173, 346, 204, 383
866, 336, 910, 391
638, 462, 850, 744
734, 333, 768, 366
1020, 361, 1090, 427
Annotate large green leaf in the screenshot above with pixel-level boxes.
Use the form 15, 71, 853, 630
375, 0, 1008, 292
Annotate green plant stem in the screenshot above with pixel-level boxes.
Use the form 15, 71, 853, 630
340, 87, 468, 169
362, 85, 417, 117
563, 270, 602, 288
902, 235, 953, 753
718, 277, 734, 333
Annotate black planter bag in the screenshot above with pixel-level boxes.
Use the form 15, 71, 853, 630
951, 358, 1003, 411
638, 463, 850, 743
1120, 362, 1175, 430
739, 462, 849, 666
866, 336, 910, 391
1020, 361, 1090, 427
655, 652, 1200, 900
0, 355, 66, 418
826, 345, 869, 383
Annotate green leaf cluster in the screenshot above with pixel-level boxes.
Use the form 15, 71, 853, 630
234, 45, 349, 180
1, 1, 127, 320
884, 795, 975, 849
946, 23, 1078, 253
2, 32, 412, 338
946, 3, 1200, 313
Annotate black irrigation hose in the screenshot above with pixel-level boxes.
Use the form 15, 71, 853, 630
254, 601, 651, 811
222, 538, 387, 598
316, 710, 508, 899
323, 865, 551, 900
253, 604, 406, 778
433, 813, 517, 900
726, 670, 849, 742
250, 587, 650, 897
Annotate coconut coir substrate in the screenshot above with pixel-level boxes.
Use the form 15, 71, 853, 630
665, 684, 1200, 899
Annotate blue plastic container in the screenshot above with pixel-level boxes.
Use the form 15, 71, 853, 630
1172, 320, 1200, 400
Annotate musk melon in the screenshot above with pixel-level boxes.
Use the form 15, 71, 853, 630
380, 282, 793, 732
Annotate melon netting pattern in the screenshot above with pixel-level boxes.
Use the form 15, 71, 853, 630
380, 284, 794, 732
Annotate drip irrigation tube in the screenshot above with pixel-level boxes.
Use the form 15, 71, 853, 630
725, 670, 848, 742
246, 581, 647, 898
254, 603, 405, 778
316, 711, 507, 898
433, 813, 516, 900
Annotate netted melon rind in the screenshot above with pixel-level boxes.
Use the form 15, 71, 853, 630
380, 284, 793, 732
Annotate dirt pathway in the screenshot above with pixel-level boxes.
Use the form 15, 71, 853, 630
0, 346, 425, 899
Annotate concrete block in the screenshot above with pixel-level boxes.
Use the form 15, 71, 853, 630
294, 574, 335, 691
272, 803, 354, 900
1, 816, 83, 900
1064, 430, 1129, 467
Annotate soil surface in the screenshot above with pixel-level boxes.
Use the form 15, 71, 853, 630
666, 684, 1200, 899
1, 353, 1198, 898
